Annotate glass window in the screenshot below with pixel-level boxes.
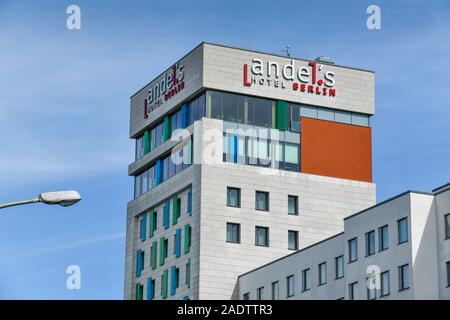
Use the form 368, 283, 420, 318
335, 110, 352, 124
301, 268, 310, 292
256, 287, 264, 300
379, 225, 389, 251
226, 223, 240, 243
318, 262, 327, 286
255, 226, 269, 247
446, 261, 450, 287
248, 96, 273, 128
300, 105, 318, 118
227, 187, 240, 208
288, 195, 298, 215
163, 157, 169, 182
135, 136, 144, 160
286, 275, 295, 298
335, 256, 344, 279
349, 238, 358, 263
352, 113, 369, 126
290, 104, 300, 123
318, 108, 334, 121
380, 271, 390, 297
288, 230, 298, 250
398, 217, 409, 244
134, 174, 142, 199
243, 292, 250, 300
141, 170, 149, 194
365, 230, 376, 256
223, 92, 244, 123
210, 91, 223, 120
445, 214, 450, 239
168, 154, 176, 179
398, 264, 410, 291
255, 191, 269, 211
348, 282, 357, 300
284, 143, 299, 171
366, 276, 376, 300
271, 281, 279, 300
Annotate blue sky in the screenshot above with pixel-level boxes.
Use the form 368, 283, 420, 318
0, 0, 449, 299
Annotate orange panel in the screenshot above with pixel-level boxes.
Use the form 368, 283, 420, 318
301, 117, 372, 182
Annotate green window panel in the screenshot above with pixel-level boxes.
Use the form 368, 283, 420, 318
150, 241, 157, 270
143, 130, 151, 154
163, 116, 171, 142
184, 224, 191, 254
276, 100, 287, 130
148, 209, 156, 238
172, 197, 180, 225
161, 270, 168, 299
159, 237, 166, 266
135, 283, 143, 300
186, 258, 191, 289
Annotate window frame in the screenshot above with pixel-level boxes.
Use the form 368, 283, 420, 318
301, 268, 310, 292
288, 195, 298, 215
318, 262, 327, 286
445, 214, 450, 240
288, 230, 299, 250
378, 224, 389, 251
255, 226, 269, 247
398, 263, 410, 291
255, 191, 269, 212
348, 281, 357, 300
226, 222, 241, 244
380, 270, 390, 297
365, 230, 376, 257
348, 237, 358, 263
335, 255, 344, 279
271, 281, 279, 300
286, 274, 295, 298
227, 187, 241, 208
397, 217, 409, 245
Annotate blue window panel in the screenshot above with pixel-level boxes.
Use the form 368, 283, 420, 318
187, 187, 192, 216
175, 228, 181, 258
181, 104, 189, 128
163, 201, 170, 230
139, 213, 147, 242
232, 135, 238, 163
155, 160, 162, 186
136, 250, 142, 277
146, 278, 154, 300
182, 296, 190, 300
170, 266, 177, 296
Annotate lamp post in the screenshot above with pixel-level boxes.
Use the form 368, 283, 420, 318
0, 190, 81, 210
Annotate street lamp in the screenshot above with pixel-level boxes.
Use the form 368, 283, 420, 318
0, 190, 81, 210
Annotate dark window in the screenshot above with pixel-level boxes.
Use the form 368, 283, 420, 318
255, 191, 269, 211
365, 230, 376, 256
335, 256, 344, 279
446, 261, 450, 287
445, 214, 450, 239
248, 96, 273, 128
318, 262, 327, 286
398, 217, 409, 244
286, 275, 295, 298
227, 187, 240, 208
255, 226, 269, 247
271, 281, 279, 300
288, 230, 298, 250
398, 264, 410, 291
301, 268, 310, 292
380, 271, 390, 297
226, 223, 240, 243
348, 238, 358, 263
288, 195, 298, 215
243, 292, 250, 300
256, 287, 264, 300
379, 225, 389, 251
348, 282, 357, 300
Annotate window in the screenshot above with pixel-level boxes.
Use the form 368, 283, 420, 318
398, 264, 410, 291
318, 262, 327, 286
365, 230, 376, 256
147, 278, 155, 300
446, 261, 450, 287
243, 292, 250, 300
255, 226, 269, 247
271, 281, 279, 300
335, 256, 344, 279
380, 271, 390, 297
186, 260, 191, 288
256, 287, 264, 300
283, 142, 299, 171
286, 275, 295, 298
288, 230, 299, 250
318, 108, 334, 121
445, 214, 450, 239
301, 268, 310, 292
366, 276, 376, 300
348, 282, 357, 300
227, 187, 240, 208
226, 223, 240, 244
379, 225, 389, 251
255, 191, 269, 211
348, 238, 358, 263
288, 195, 298, 215
398, 217, 409, 244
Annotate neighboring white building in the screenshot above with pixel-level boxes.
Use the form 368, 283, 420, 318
125, 42, 379, 300
238, 184, 450, 300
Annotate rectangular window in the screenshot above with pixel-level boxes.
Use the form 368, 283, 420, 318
184, 224, 191, 254
302, 268, 310, 292
255, 226, 269, 247
380, 271, 390, 297
366, 276, 376, 300
163, 201, 170, 229
149, 209, 157, 238
256, 287, 264, 300
318, 262, 327, 286
187, 187, 193, 216
226, 223, 240, 244
365, 230, 375, 256
286, 275, 295, 298
174, 228, 181, 258
335, 255, 344, 279
445, 214, 450, 239
398, 264, 410, 291
288, 230, 298, 250
348, 282, 357, 300
255, 191, 269, 211
318, 108, 334, 121
227, 187, 241, 208
398, 217, 409, 244
379, 225, 389, 251
446, 261, 450, 287
139, 213, 147, 242
135, 283, 144, 300
271, 281, 279, 300
186, 259, 191, 288
348, 238, 358, 263
288, 195, 298, 215
150, 241, 157, 270
243, 292, 250, 300
146, 278, 155, 300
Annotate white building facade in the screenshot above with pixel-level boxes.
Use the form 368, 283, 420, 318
238, 185, 450, 300
125, 43, 378, 300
